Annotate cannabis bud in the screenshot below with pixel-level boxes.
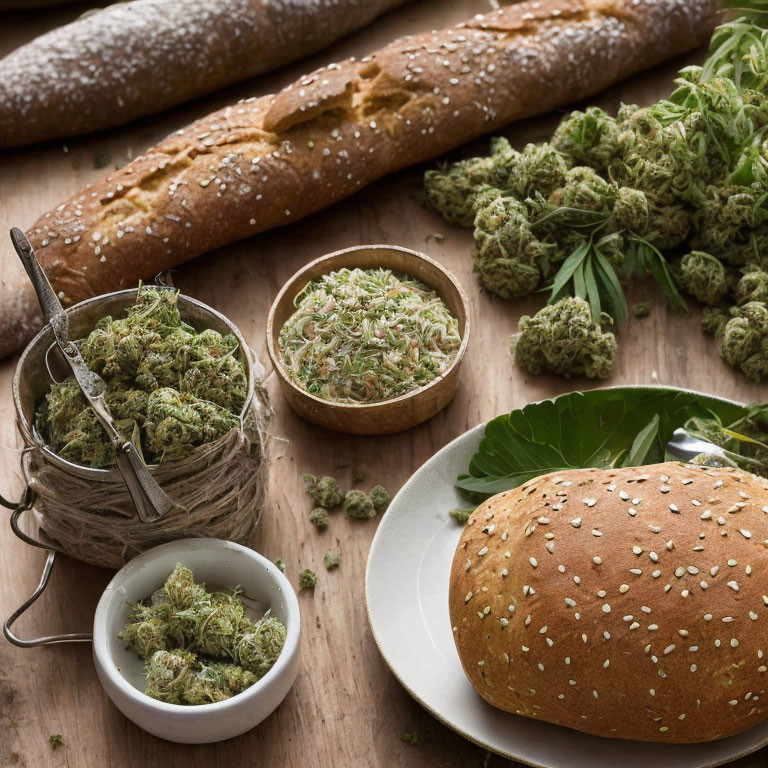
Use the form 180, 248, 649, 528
369, 485, 390, 514
234, 615, 287, 677
344, 489, 376, 519
737, 268, 768, 304
120, 564, 286, 705
472, 195, 546, 299
145, 650, 258, 705
309, 507, 330, 530
298, 569, 317, 590
551, 106, 620, 171
36, 286, 245, 468
449, 507, 474, 525
713, 301, 768, 382
633, 302, 652, 319
422, 155, 496, 226
677, 251, 728, 305
511, 297, 617, 380
324, 549, 341, 570
304, 475, 343, 509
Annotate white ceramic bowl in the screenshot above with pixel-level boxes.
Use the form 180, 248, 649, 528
93, 538, 301, 744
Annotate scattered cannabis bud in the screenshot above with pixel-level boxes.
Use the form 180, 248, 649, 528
309, 507, 330, 530
278, 268, 460, 404
401, 732, 419, 745
511, 298, 617, 379
274, 559, 286, 573
119, 564, 286, 705
298, 569, 318, 590
49, 734, 63, 751
324, 549, 341, 570
633, 302, 652, 318
449, 507, 474, 525
304, 474, 343, 508
35, 286, 245, 467
421, 18, 768, 383
707, 302, 768, 382
344, 489, 376, 519
369, 485, 390, 514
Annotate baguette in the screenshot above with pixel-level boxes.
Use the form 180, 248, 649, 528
3, 0, 720, 359
449, 462, 768, 742
0, 0, 410, 147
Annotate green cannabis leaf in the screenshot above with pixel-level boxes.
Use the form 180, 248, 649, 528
456, 387, 751, 496
547, 239, 629, 325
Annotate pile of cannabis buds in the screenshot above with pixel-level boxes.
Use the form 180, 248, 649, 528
36, 286, 246, 467
423, 15, 768, 382
120, 564, 286, 705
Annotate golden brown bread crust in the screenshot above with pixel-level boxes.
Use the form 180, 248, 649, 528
0, 0, 410, 148
449, 462, 768, 743
4, 0, 720, 358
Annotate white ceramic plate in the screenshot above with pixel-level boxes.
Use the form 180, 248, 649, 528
365, 422, 768, 768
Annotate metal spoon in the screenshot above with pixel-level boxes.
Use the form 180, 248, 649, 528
10, 227, 177, 523
665, 427, 728, 463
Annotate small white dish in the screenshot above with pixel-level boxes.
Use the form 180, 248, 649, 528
365, 396, 768, 768
93, 538, 300, 744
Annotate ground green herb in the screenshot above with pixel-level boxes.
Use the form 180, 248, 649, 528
278, 267, 461, 403
274, 559, 286, 573
49, 734, 63, 751
35, 285, 245, 468
309, 507, 330, 530
423, 12, 768, 381
324, 549, 341, 570
401, 732, 419, 745
298, 569, 317, 590
344, 489, 376, 519
449, 507, 475, 525
119, 564, 285, 705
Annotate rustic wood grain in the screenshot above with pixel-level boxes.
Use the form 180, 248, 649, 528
0, 2, 765, 768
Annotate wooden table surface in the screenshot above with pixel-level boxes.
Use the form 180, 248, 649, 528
0, 3, 765, 767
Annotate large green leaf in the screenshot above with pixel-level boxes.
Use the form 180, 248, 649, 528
456, 387, 748, 496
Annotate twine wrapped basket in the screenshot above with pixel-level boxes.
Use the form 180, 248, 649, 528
12, 288, 271, 569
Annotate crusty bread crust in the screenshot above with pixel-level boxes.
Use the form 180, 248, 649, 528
449, 462, 768, 742
3, 0, 719, 358
0, 0, 409, 148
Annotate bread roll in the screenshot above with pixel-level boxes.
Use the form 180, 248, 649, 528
449, 462, 768, 742
2, 0, 720, 359
0, 0, 410, 148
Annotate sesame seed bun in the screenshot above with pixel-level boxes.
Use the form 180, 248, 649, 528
449, 462, 768, 742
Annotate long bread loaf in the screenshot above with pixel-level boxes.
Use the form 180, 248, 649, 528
4, 0, 720, 358
449, 462, 768, 742
0, 0, 409, 147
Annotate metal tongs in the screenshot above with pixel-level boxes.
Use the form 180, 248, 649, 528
10, 227, 176, 523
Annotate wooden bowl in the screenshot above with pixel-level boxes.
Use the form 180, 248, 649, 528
266, 245, 470, 435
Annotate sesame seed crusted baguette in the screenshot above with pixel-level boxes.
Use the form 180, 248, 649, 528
449, 462, 768, 743
4, 0, 719, 359
0, 0, 410, 148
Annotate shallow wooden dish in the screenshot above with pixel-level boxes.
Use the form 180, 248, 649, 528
266, 244, 470, 435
